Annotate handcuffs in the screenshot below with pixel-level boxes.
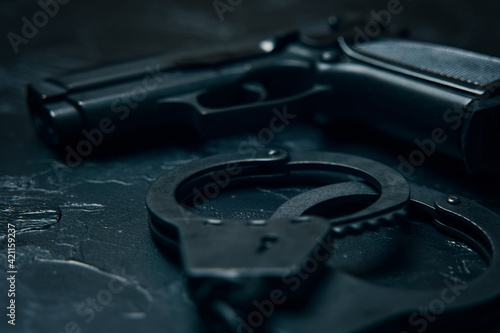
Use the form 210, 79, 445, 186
146, 149, 500, 332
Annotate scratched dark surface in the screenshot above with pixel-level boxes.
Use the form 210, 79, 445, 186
1, 0, 500, 332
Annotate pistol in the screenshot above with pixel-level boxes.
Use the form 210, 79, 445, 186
27, 23, 500, 174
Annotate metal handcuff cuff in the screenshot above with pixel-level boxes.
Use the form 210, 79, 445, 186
146, 149, 500, 332
146, 149, 409, 274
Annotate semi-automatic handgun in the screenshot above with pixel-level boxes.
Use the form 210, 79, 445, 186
27, 21, 500, 174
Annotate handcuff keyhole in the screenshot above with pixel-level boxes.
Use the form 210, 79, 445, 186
257, 234, 279, 253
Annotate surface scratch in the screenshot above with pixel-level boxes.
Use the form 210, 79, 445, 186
84, 179, 133, 186
0, 204, 61, 235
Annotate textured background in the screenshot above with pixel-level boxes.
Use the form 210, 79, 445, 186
1, 0, 500, 332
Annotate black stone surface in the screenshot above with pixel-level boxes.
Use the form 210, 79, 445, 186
1, 1, 500, 332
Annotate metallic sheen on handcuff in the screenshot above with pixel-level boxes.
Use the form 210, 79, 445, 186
146, 149, 500, 333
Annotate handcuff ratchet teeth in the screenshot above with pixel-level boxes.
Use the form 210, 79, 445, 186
146, 149, 411, 332
146, 149, 410, 278
267, 183, 500, 333
146, 149, 500, 332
